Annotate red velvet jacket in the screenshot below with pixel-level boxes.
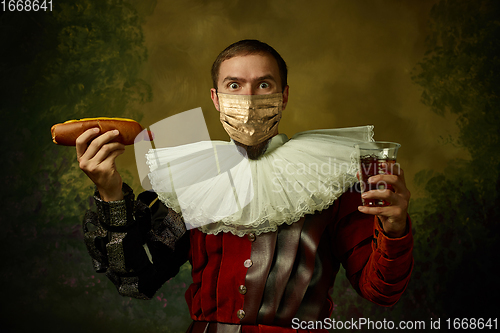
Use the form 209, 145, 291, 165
185, 189, 413, 329
84, 184, 413, 333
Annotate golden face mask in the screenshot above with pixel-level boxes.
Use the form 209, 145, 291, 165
218, 92, 283, 146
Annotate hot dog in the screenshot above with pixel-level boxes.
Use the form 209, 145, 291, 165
51, 117, 144, 146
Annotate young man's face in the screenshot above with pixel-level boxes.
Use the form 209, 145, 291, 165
211, 53, 289, 111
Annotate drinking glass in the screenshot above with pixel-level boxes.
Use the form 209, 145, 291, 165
355, 141, 400, 207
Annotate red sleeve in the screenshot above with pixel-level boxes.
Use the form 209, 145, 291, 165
331, 191, 414, 307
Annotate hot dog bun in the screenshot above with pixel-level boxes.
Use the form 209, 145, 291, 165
51, 117, 144, 146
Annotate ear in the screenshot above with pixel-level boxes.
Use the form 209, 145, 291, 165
282, 85, 289, 111
211, 88, 220, 111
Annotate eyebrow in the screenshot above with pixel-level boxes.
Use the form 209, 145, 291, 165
222, 74, 277, 83
222, 76, 243, 83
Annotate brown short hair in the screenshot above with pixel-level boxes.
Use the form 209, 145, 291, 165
211, 39, 288, 91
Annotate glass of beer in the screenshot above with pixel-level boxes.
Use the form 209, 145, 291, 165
355, 141, 400, 207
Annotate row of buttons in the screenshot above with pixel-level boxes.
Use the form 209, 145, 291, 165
236, 233, 256, 320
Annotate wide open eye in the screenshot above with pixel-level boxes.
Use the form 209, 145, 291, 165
259, 82, 270, 89
229, 82, 240, 90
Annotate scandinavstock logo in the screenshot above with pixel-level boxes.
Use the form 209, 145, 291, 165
133, 108, 253, 230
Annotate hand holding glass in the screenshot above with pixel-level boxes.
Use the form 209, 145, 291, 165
355, 141, 400, 207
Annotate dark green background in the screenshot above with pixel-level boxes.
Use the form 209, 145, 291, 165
1, 0, 498, 332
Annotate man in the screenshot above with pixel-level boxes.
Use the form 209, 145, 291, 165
78, 40, 413, 332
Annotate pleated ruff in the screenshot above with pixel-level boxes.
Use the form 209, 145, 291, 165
146, 126, 374, 236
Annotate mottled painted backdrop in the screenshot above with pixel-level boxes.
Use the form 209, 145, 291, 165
1, 0, 498, 332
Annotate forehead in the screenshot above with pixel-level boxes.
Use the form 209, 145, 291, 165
218, 53, 281, 84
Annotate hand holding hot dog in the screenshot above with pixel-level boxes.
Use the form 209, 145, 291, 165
51, 117, 146, 201
76, 128, 125, 202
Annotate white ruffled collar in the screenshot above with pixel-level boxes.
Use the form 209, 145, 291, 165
265, 133, 288, 153
146, 126, 374, 236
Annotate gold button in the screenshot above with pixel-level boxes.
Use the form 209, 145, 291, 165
247, 233, 256, 242
244, 259, 253, 268
239, 285, 247, 294
237, 309, 245, 319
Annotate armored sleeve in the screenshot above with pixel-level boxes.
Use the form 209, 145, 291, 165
82, 183, 190, 300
